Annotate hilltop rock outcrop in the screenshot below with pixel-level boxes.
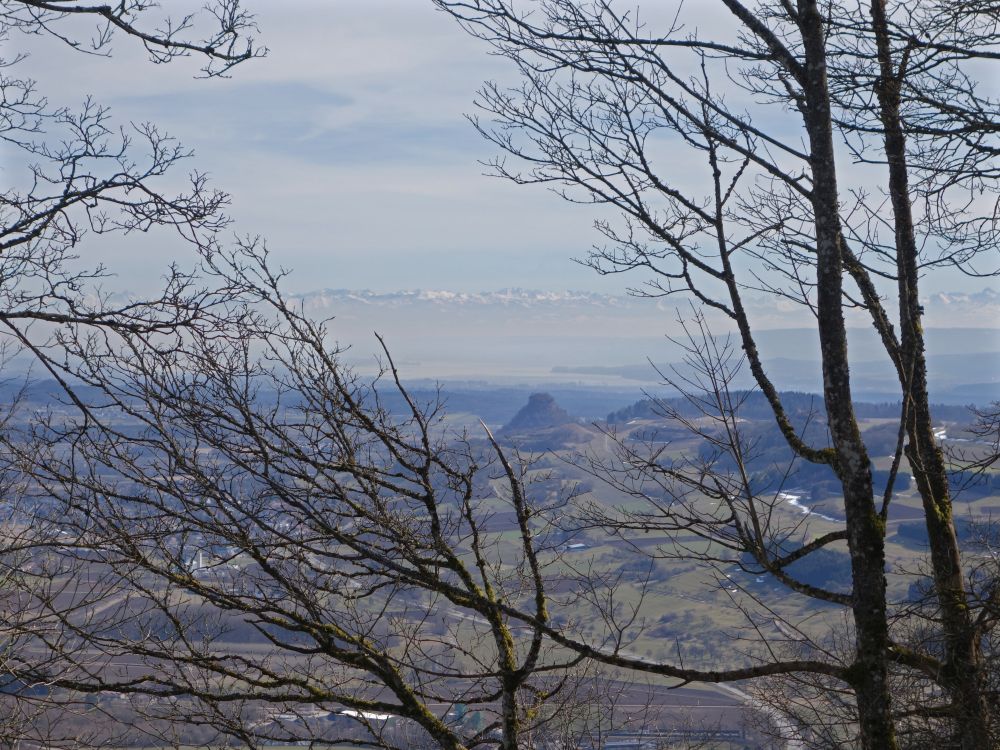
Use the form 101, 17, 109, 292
503, 393, 573, 432
500, 393, 596, 450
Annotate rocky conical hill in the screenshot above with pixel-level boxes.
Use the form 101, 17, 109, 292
503, 393, 573, 432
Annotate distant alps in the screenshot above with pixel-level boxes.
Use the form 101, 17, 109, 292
294, 288, 643, 308
293, 286, 999, 328
283, 287, 998, 396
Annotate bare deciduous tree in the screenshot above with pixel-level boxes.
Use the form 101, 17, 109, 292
0, 1, 261, 745
0, 251, 889, 749
0, 0, 263, 368
3, 2, 998, 749
1, 247, 615, 749
427, 1, 999, 747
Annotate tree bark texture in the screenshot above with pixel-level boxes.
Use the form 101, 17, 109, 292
798, 2, 898, 747
869, 2, 989, 745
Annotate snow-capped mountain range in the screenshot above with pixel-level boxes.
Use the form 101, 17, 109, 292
295, 288, 641, 309
294, 286, 1000, 327
70, 286, 998, 393
296, 286, 999, 306
285, 287, 998, 390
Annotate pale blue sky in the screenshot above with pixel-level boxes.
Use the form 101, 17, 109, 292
13, 0, 994, 298
18, 0, 620, 294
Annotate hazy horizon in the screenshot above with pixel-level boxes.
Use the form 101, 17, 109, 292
278, 287, 1000, 404
11, 0, 997, 300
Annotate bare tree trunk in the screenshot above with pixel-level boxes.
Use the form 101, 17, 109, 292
868, 4, 990, 746
798, 2, 898, 747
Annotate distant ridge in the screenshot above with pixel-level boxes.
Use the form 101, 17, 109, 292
264, 287, 1000, 387
295, 288, 637, 308
292, 287, 1000, 327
